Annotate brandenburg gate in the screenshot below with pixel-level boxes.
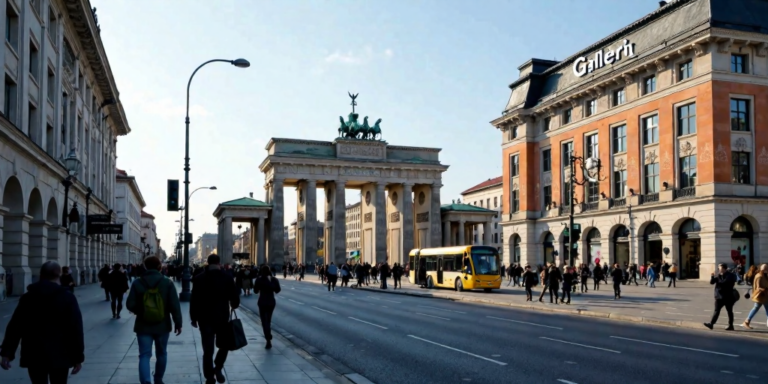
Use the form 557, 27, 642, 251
258, 94, 448, 267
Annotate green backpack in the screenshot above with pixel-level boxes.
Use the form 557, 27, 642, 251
140, 278, 165, 323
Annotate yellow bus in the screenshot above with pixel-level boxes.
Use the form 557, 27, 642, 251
408, 246, 502, 292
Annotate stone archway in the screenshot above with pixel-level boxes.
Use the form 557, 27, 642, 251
2, 176, 30, 295
46, 197, 64, 264
27, 189, 47, 282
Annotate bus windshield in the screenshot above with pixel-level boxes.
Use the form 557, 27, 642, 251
470, 249, 499, 275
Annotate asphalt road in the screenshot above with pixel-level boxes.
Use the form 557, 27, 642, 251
237, 277, 768, 384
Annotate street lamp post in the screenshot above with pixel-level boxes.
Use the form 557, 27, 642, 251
61, 149, 81, 232
567, 155, 606, 267
180, 58, 249, 302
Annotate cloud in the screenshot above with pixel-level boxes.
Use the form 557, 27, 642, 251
321, 46, 393, 66
384, 48, 394, 58
325, 51, 366, 65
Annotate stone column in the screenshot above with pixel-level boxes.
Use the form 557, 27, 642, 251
47, 225, 62, 263
333, 180, 347, 265
268, 179, 285, 266
443, 221, 451, 247
222, 217, 233, 264
68, 231, 79, 284
77, 236, 88, 285
303, 180, 317, 264
374, 183, 387, 263
257, 217, 266, 266
430, 183, 442, 247
0, 207, 6, 299
28, 220, 49, 282
4, 214, 32, 294
483, 220, 492, 246
402, 183, 415, 257
458, 220, 466, 246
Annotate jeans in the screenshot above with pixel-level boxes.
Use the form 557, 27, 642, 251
649, 277, 656, 288
394, 277, 401, 289
28, 367, 69, 384
549, 283, 560, 302
104, 288, 111, 301
561, 286, 571, 303
259, 303, 275, 341
525, 285, 533, 300
746, 302, 768, 322
327, 276, 337, 291
110, 292, 124, 316
137, 332, 170, 384
199, 323, 229, 380
381, 277, 388, 289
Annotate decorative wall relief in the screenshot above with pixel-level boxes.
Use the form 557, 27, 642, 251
662, 151, 672, 170
364, 212, 373, 223
542, 173, 552, 186
390, 191, 398, 205
416, 212, 430, 223
326, 210, 333, 221
627, 157, 638, 173
512, 183, 519, 191
365, 191, 371, 206
758, 147, 768, 165
418, 192, 426, 205
614, 158, 626, 171
700, 143, 713, 162
715, 142, 728, 162
732, 137, 749, 152
390, 212, 400, 223
339, 168, 382, 177
297, 212, 305, 222
644, 150, 657, 165
679, 141, 696, 157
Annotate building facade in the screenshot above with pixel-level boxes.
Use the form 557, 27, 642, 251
140, 210, 159, 260
115, 169, 144, 264
0, 0, 130, 296
345, 202, 361, 254
194, 233, 218, 262
493, 0, 768, 279
461, 177, 504, 261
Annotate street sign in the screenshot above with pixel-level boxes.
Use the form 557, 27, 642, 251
87, 214, 111, 223
88, 223, 123, 234
185, 233, 193, 244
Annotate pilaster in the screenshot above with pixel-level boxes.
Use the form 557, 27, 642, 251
443, 220, 451, 247
303, 180, 317, 265
222, 216, 233, 264
458, 220, 466, 246
333, 180, 347, 265
374, 182, 387, 263
4, 214, 32, 295
401, 183, 415, 258
28, 220, 50, 283
257, 217, 266, 266
268, 179, 285, 266
430, 183, 442, 247
69, 232, 79, 284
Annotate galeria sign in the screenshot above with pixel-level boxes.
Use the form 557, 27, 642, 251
573, 39, 636, 77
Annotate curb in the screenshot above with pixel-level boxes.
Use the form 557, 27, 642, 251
342, 283, 768, 341
239, 306, 375, 384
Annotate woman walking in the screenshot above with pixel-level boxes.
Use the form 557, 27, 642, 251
254, 265, 281, 349
740, 264, 768, 329
240, 266, 254, 296
107, 263, 129, 319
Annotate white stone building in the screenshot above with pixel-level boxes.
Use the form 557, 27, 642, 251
345, 202, 361, 254
194, 233, 218, 262
461, 177, 505, 260
115, 169, 144, 264
0, 1, 130, 296
140, 210, 159, 260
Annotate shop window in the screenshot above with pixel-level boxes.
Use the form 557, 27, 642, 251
731, 152, 750, 184
679, 155, 697, 188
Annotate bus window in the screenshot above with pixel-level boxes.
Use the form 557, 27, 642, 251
463, 254, 473, 275
442, 256, 454, 271
470, 248, 500, 275
409, 255, 415, 271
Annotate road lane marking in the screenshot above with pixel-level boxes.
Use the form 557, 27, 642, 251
540, 337, 620, 354
747, 375, 759, 379
415, 312, 450, 321
557, 380, 578, 384
407, 335, 507, 365
349, 317, 388, 329
487, 316, 563, 330
418, 305, 466, 314
665, 312, 707, 317
564, 361, 577, 365
288, 299, 304, 305
367, 296, 401, 303
609, 336, 738, 357
721, 371, 733, 374
312, 306, 337, 315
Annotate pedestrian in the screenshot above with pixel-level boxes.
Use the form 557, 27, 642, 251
537, 264, 550, 302
628, 264, 639, 285
547, 265, 562, 304
668, 263, 678, 288
190, 254, 241, 384
0, 261, 84, 384
611, 263, 623, 299
61, 266, 75, 293
98, 264, 111, 301
379, 261, 390, 289
579, 264, 590, 293
740, 264, 768, 329
126, 256, 183, 384
704, 263, 738, 331
239, 266, 253, 296
522, 265, 537, 301
253, 265, 281, 349
392, 263, 403, 289
592, 264, 602, 290
107, 263, 129, 319
299, 263, 305, 281
561, 267, 573, 304
326, 262, 338, 291
647, 265, 657, 288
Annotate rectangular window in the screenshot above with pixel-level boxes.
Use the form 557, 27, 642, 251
542, 149, 551, 172
643, 115, 659, 145
586, 181, 599, 203
512, 191, 519, 213
679, 155, 697, 188
562, 142, 573, 168
643, 75, 656, 94
614, 170, 627, 198
543, 117, 551, 132
678, 60, 693, 81
731, 54, 748, 74
46, 124, 54, 155
612, 125, 627, 153
563, 180, 572, 206
731, 152, 750, 184
612, 88, 626, 107
494, 197, 498, 208
4, 75, 17, 125
512, 125, 518, 139
677, 103, 696, 136
48, 7, 58, 42
563, 108, 572, 124
28, 102, 38, 143
29, 41, 40, 82
47, 67, 56, 102
5, 3, 19, 51
585, 134, 598, 158
510, 155, 519, 177
730, 98, 750, 131
586, 99, 596, 117
543, 186, 552, 209
645, 163, 660, 193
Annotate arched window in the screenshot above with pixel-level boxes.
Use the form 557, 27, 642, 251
513, 235, 521, 263
679, 219, 701, 235
730, 216, 754, 268
731, 217, 752, 234
587, 228, 601, 242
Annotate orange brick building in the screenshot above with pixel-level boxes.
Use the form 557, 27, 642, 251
491, 0, 768, 279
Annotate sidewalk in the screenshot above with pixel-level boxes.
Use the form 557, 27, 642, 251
301, 274, 768, 338
0, 282, 345, 384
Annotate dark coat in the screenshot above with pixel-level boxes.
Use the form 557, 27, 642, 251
60, 273, 75, 292
522, 271, 537, 287
711, 271, 737, 301
254, 276, 282, 307
98, 267, 111, 287
0, 280, 84, 369
190, 268, 240, 326
106, 270, 129, 294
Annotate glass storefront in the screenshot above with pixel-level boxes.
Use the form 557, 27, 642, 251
543, 232, 555, 265
643, 222, 663, 267
613, 225, 630, 268
678, 219, 701, 279
586, 228, 602, 268
730, 217, 753, 269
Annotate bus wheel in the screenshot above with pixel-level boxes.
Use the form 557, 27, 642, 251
483, 288, 492, 293
455, 278, 464, 292
426, 276, 434, 289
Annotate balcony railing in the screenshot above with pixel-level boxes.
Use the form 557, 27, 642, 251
611, 197, 627, 208
561, 205, 572, 215
582, 201, 599, 212
673, 186, 696, 200
640, 193, 659, 204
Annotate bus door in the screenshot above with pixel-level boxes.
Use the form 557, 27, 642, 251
437, 256, 444, 284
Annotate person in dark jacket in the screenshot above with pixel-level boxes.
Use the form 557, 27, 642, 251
522, 265, 537, 301
60, 266, 75, 293
547, 265, 562, 304
611, 263, 624, 299
254, 265, 281, 349
704, 263, 738, 331
592, 265, 603, 290
0, 261, 84, 383
392, 263, 403, 289
561, 267, 574, 304
98, 264, 111, 301
107, 263, 130, 319
379, 261, 391, 289
190, 254, 241, 384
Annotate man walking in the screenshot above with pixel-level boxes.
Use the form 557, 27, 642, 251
126, 256, 183, 384
704, 263, 737, 331
191, 254, 241, 384
98, 264, 111, 301
379, 261, 391, 289
326, 262, 338, 291
0, 261, 84, 383
611, 263, 624, 299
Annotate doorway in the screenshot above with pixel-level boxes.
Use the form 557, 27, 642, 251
643, 222, 663, 267
612, 225, 630, 268
543, 232, 555, 265
678, 219, 701, 279
730, 217, 753, 269
364, 229, 373, 265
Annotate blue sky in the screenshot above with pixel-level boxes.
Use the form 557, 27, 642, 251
92, 0, 658, 253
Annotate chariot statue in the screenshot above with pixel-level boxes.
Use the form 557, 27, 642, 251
336, 93, 383, 141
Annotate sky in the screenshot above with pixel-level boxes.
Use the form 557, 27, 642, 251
92, 0, 659, 256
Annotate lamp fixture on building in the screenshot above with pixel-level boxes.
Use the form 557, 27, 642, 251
61, 149, 81, 232
565, 153, 606, 267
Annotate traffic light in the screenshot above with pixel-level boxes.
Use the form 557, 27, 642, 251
167, 179, 179, 211
572, 223, 582, 242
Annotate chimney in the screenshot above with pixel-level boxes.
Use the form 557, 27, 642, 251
249, 192, 253, 198
658, 1, 667, 8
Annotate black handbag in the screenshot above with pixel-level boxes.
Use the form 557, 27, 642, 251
224, 309, 248, 351
732, 289, 741, 302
